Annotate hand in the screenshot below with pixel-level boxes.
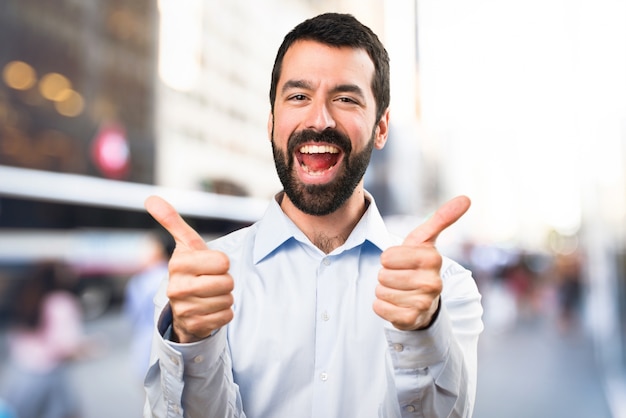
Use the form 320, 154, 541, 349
373, 196, 471, 331
145, 196, 235, 343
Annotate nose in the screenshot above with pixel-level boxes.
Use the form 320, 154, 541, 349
304, 100, 336, 132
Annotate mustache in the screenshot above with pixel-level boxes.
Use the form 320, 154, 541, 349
287, 129, 352, 156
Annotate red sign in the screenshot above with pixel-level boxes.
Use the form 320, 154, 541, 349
91, 123, 130, 179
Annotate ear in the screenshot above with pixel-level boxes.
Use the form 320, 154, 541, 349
267, 112, 274, 141
374, 108, 390, 150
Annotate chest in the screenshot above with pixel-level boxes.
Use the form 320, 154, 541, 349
227, 244, 386, 363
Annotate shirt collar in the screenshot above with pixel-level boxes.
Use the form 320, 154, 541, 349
253, 190, 395, 264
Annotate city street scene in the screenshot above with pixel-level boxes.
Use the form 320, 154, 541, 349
1, 0, 626, 417
0, 288, 615, 418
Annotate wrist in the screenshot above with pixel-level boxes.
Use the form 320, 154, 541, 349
415, 297, 441, 330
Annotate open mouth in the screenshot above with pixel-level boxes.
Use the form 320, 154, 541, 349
296, 144, 341, 175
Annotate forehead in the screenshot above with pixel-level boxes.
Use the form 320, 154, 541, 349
279, 39, 375, 93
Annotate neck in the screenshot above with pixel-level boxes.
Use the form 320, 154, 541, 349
280, 187, 368, 254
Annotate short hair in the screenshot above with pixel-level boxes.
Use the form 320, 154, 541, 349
269, 13, 390, 122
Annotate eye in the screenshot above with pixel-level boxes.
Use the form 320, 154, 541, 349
339, 97, 356, 103
336, 96, 360, 105
288, 94, 308, 101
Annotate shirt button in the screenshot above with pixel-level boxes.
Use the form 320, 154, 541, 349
193, 355, 204, 363
393, 343, 404, 352
320, 372, 328, 381
170, 356, 179, 366
321, 311, 330, 321
406, 405, 416, 412
322, 258, 331, 266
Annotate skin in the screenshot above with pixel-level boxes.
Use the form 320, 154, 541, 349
144, 40, 471, 343
270, 40, 388, 251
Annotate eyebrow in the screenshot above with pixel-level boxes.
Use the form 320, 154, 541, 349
281, 79, 366, 100
281, 79, 312, 94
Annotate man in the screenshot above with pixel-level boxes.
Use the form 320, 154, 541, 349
144, 12, 483, 418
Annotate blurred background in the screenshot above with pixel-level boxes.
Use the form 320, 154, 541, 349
0, 0, 625, 417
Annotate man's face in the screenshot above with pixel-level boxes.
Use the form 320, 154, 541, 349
269, 40, 389, 215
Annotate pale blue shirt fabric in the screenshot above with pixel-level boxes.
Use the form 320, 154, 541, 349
144, 193, 483, 418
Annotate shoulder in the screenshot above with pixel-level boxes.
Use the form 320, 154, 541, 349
208, 223, 258, 254
440, 256, 481, 302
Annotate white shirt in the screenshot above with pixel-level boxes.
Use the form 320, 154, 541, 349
144, 193, 483, 418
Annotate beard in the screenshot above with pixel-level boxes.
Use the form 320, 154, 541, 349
272, 127, 375, 216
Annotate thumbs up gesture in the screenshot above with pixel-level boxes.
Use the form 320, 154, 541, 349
373, 196, 471, 331
145, 196, 235, 343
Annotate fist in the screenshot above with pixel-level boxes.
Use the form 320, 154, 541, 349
145, 196, 235, 343
373, 196, 471, 330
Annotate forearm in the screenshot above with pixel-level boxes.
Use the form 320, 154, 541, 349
143, 307, 244, 418
387, 304, 480, 418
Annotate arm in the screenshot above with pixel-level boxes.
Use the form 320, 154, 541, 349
374, 196, 482, 417
143, 305, 245, 418
142, 196, 243, 417
385, 260, 483, 417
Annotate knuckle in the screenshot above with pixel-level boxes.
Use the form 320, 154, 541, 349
167, 254, 186, 273
372, 299, 387, 318
380, 246, 401, 266
213, 293, 234, 310
377, 269, 390, 285
423, 249, 442, 268
187, 319, 209, 337
221, 308, 234, 324
212, 251, 231, 272
398, 311, 417, 326
222, 276, 235, 293
166, 280, 187, 300
225, 293, 234, 307
208, 275, 234, 295
424, 276, 443, 295
374, 284, 385, 299
414, 298, 432, 313
171, 305, 193, 328
210, 308, 234, 331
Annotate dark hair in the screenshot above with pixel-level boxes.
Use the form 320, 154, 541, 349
269, 13, 390, 122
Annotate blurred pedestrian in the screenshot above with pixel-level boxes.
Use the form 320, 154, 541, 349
0, 261, 90, 418
123, 230, 174, 383
554, 251, 584, 333
502, 254, 538, 321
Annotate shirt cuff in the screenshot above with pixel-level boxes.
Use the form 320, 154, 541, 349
155, 305, 227, 379
384, 303, 453, 369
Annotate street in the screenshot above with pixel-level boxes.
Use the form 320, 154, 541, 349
69, 309, 145, 418
474, 316, 612, 418
0, 308, 144, 418
1, 305, 614, 418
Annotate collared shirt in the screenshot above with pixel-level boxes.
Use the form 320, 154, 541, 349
144, 193, 483, 418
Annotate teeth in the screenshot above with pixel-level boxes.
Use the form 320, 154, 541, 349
299, 145, 339, 154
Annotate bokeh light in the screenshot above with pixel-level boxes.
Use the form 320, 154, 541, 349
2, 60, 37, 90
39, 72, 72, 102
54, 89, 85, 117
